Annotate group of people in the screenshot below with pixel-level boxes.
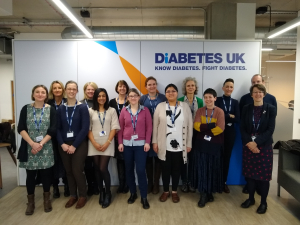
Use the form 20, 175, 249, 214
17, 74, 276, 215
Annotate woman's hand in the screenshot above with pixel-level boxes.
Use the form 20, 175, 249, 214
153, 143, 158, 153
246, 142, 257, 150
93, 142, 102, 151
144, 143, 150, 152
32, 142, 42, 151
187, 147, 191, 153
118, 144, 124, 152
251, 147, 260, 154
61, 144, 69, 152
67, 145, 76, 154
229, 114, 235, 118
31, 149, 38, 155
100, 142, 110, 152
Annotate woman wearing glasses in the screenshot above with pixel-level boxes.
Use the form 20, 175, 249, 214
140, 76, 167, 194
118, 88, 152, 209
57, 81, 89, 209
152, 84, 193, 203
240, 84, 276, 214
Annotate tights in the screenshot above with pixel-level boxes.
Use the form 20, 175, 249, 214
93, 156, 111, 194
247, 177, 270, 204
26, 168, 52, 195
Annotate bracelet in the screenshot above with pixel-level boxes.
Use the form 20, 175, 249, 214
107, 140, 112, 144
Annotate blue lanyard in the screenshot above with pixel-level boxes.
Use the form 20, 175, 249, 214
186, 96, 195, 115
97, 110, 106, 130
222, 97, 231, 113
54, 99, 64, 110
128, 107, 139, 134
148, 94, 158, 114
252, 110, 261, 133
167, 101, 178, 126
205, 107, 215, 124
117, 96, 127, 115
65, 101, 77, 131
32, 104, 45, 132
85, 99, 89, 109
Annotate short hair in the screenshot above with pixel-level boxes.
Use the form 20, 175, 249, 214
92, 88, 109, 111
250, 84, 266, 96
203, 88, 217, 98
165, 83, 178, 93
223, 78, 234, 87
31, 85, 48, 102
115, 80, 129, 94
128, 88, 140, 97
251, 74, 264, 83
181, 77, 198, 95
83, 82, 98, 99
48, 80, 65, 100
65, 80, 78, 91
145, 76, 157, 87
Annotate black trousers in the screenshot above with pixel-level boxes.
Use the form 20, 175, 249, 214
161, 151, 183, 192
223, 128, 235, 183
26, 167, 52, 195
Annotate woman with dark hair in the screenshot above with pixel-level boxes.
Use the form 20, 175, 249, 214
139, 76, 167, 194
118, 88, 152, 209
192, 88, 225, 208
215, 78, 240, 193
57, 80, 90, 209
109, 80, 130, 194
240, 84, 276, 214
18, 84, 56, 215
88, 88, 120, 208
152, 84, 193, 203
47, 80, 69, 198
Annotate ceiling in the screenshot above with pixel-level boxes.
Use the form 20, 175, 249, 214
0, 0, 299, 34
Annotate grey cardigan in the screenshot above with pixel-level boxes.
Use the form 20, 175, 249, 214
152, 101, 193, 164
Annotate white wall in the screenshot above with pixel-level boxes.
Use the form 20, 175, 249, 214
14, 33, 62, 40
0, 58, 13, 121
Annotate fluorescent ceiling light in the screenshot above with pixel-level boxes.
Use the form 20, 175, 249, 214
52, 0, 93, 39
261, 48, 273, 51
265, 61, 296, 62
265, 16, 300, 39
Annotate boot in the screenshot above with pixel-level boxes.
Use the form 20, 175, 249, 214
99, 188, 106, 205
102, 191, 112, 208
198, 193, 208, 208
43, 192, 52, 212
146, 158, 153, 194
25, 194, 35, 215
152, 160, 161, 194
53, 185, 60, 198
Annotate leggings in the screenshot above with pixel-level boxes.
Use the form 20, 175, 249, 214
26, 168, 52, 195
93, 155, 111, 194
247, 177, 270, 204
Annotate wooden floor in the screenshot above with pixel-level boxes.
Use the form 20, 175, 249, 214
0, 186, 299, 225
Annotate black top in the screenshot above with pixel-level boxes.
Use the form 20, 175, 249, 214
240, 103, 276, 147
109, 98, 126, 118
80, 99, 93, 109
48, 98, 67, 110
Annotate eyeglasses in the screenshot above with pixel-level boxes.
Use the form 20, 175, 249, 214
253, 91, 264, 94
128, 95, 139, 99
166, 90, 177, 94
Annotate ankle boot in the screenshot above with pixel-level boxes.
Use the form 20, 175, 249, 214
99, 188, 106, 205
152, 161, 161, 194
53, 185, 60, 198
102, 191, 112, 208
25, 194, 35, 215
43, 192, 52, 212
198, 193, 208, 208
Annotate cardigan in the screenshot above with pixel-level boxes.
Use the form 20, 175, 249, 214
240, 103, 276, 147
152, 101, 193, 163
17, 104, 56, 162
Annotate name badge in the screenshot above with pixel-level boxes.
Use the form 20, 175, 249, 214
99, 131, 107, 136
227, 123, 232, 126
251, 136, 256, 142
204, 135, 212, 141
169, 127, 177, 132
67, 132, 74, 138
35, 135, 43, 142
132, 134, 138, 140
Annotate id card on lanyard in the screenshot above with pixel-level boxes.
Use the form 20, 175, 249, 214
98, 110, 107, 136
117, 97, 127, 115
33, 104, 45, 142
65, 101, 77, 138
204, 107, 214, 141
252, 109, 261, 141
223, 97, 232, 126
129, 107, 139, 139
167, 101, 178, 132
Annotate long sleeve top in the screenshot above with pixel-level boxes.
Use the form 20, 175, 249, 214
56, 103, 89, 148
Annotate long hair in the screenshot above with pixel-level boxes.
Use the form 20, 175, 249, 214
48, 80, 65, 100
83, 82, 98, 99
92, 88, 109, 111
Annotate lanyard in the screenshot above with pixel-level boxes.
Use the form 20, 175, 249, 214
117, 96, 127, 115
32, 104, 45, 132
97, 110, 106, 130
186, 96, 195, 115
222, 97, 231, 113
167, 101, 178, 126
205, 107, 215, 124
128, 107, 139, 134
252, 110, 262, 134
54, 99, 64, 110
65, 101, 77, 131
148, 94, 158, 114
85, 99, 89, 109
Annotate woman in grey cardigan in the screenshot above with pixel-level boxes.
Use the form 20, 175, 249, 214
152, 84, 193, 203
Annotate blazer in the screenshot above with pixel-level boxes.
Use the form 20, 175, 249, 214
152, 101, 193, 164
240, 103, 276, 147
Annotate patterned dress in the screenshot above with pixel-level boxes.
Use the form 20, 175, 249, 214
19, 105, 54, 170
242, 106, 273, 181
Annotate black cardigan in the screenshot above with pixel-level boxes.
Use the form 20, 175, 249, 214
240, 103, 276, 147
17, 104, 57, 162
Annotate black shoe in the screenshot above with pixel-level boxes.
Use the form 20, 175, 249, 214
99, 189, 106, 205
181, 182, 189, 193
93, 185, 100, 195
241, 199, 255, 208
188, 183, 196, 193
87, 185, 94, 196
198, 193, 208, 208
53, 186, 60, 198
207, 193, 214, 202
102, 192, 112, 208
122, 184, 129, 194
141, 198, 150, 209
242, 186, 249, 194
257, 203, 267, 214
117, 185, 124, 194
64, 185, 70, 197
127, 193, 137, 204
